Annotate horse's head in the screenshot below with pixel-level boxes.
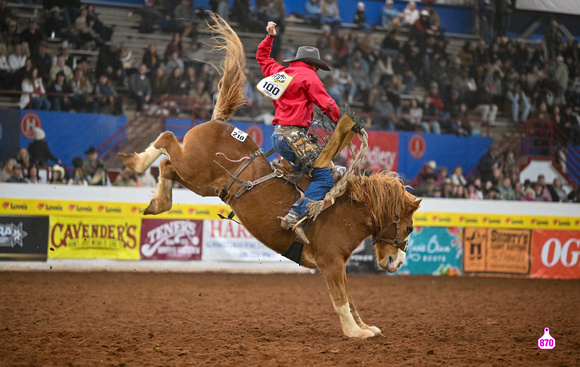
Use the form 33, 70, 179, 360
373, 191, 421, 273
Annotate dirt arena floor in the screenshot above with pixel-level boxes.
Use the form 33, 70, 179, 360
0, 272, 578, 367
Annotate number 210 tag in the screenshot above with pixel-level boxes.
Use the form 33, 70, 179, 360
231, 127, 248, 142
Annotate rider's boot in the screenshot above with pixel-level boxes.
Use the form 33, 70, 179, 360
280, 211, 309, 244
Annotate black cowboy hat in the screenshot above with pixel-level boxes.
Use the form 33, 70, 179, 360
85, 146, 98, 155
283, 46, 331, 71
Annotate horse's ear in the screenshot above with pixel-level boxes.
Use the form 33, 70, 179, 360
413, 198, 422, 210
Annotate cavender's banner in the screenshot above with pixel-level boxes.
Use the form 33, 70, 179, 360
531, 230, 580, 279
49, 216, 141, 260
463, 228, 531, 275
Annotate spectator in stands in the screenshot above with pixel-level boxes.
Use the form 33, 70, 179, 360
49, 71, 73, 111
15, 147, 30, 175
120, 46, 136, 77
96, 42, 123, 86
559, 104, 580, 144
82, 146, 104, 180
320, 0, 341, 35
408, 97, 423, 131
6, 163, 26, 183
188, 79, 212, 119
129, 64, 152, 112
165, 66, 187, 96
129, 0, 173, 34
550, 178, 567, 202
506, 83, 531, 123
4, 20, 23, 54
184, 40, 205, 70
49, 164, 66, 185
26, 165, 43, 184
501, 150, 519, 184
421, 96, 441, 134
75, 7, 102, 49
151, 66, 168, 100
479, 0, 494, 45
28, 128, 61, 167
19, 19, 43, 53
304, 0, 322, 28
497, 177, 515, 200
113, 168, 137, 187
478, 146, 498, 185
0, 0, 14, 34
164, 51, 184, 75
402, 0, 419, 27
8, 43, 26, 74
413, 160, 436, 188
164, 32, 183, 62
68, 157, 88, 185
94, 74, 119, 114
19, 67, 51, 110
86, 4, 113, 42
353, 2, 370, 33
544, 20, 563, 61
142, 43, 161, 75
69, 67, 95, 112
348, 57, 371, 104
369, 87, 395, 131
49, 55, 73, 83
554, 56, 569, 99
381, 0, 398, 29
45, 6, 80, 48
88, 163, 108, 186
29, 42, 52, 85
494, 0, 510, 38
0, 43, 10, 88
392, 53, 416, 94
174, 0, 198, 39
0, 158, 16, 182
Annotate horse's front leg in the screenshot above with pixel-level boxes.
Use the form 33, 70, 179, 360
347, 293, 382, 336
319, 259, 375, 339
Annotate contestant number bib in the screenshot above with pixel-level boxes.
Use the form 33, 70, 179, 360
257, 71, 295, 100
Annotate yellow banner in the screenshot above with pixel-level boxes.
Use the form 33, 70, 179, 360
413, 212, 580, 230
0, 198, 229, 220
48, 216, 141, 260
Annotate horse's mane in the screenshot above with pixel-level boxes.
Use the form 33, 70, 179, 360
347, 171, 408, 230
207, 13, 247, 122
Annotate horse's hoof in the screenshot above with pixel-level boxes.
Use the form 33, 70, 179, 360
367, 326, 382, 336
356, 329, 376, 339
144, 198, 170, 215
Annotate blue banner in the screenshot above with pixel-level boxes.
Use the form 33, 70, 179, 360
19, 111, 126, 168
397, 132, 492, 182
397, 226, 463, 276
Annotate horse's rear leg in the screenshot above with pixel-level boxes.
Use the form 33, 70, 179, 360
144, 158, 175, 215
319, 260, 375, 339
119, 131, 178, 174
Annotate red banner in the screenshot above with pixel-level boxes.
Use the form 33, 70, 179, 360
339, 131, 399, 172
140, 219, 203, 260
531, 230, 580, 279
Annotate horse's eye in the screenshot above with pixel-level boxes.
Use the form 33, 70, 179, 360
406, 226, 413, 234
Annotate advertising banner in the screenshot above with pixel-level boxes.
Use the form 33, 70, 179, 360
140, 219, 203, 260
531, 230, 580, 279
0, 216, 49, 261
346, 238, 382, 274
0, 198, 227, 220
202, 220, 291, 262
338, 131, 399, 172
49, 216, 141, 260
463, 228, 531, 275
397, 227, 462, 276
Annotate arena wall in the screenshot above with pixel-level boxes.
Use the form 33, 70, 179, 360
1, 184, 579, 278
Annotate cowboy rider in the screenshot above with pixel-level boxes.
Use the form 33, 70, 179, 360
257, 21, 340, 243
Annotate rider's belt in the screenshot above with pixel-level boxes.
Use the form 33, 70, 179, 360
274, 125, 308, 134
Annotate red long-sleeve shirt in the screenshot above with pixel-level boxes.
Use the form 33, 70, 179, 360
256, 36, 340, 127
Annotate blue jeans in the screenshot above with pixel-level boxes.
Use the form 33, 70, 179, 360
272, 133, 334, 217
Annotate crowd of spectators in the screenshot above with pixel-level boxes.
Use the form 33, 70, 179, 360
409, 148, 579, 202
0, 127, 157, 187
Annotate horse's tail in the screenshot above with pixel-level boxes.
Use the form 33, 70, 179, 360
207, 12, 247, 122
